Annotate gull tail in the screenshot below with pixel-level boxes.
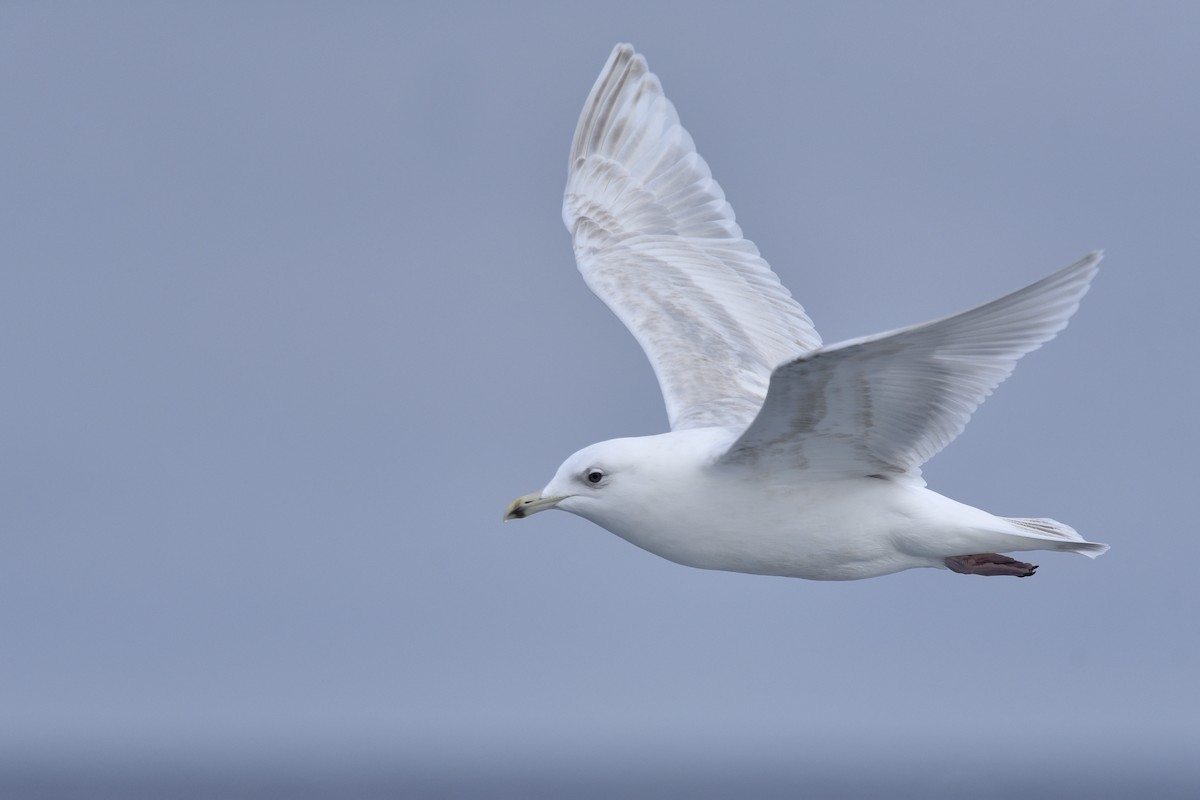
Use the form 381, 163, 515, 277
1003, 516, 1109, 559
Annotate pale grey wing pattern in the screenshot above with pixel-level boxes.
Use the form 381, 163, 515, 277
719, 253, 1101, 481
564, 44, 820, 431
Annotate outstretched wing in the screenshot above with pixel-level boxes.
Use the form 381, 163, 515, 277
564, 44, 820, 431
719, 253, 1101, 481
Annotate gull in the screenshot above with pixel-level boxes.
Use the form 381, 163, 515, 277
504, 44, 1108, 580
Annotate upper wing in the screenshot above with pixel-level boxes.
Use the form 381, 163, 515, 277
563, 44, 820, 431
719, 253, 1101, 481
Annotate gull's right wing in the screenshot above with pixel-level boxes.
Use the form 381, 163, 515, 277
564, 44, 821, 431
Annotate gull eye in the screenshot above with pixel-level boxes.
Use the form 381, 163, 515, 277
586, 469, 604, 484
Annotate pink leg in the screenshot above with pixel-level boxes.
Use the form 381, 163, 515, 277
944, 553, 1038, 577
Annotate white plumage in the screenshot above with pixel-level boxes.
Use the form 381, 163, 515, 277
506, 44, 1107, 581
564, 45, 819, 431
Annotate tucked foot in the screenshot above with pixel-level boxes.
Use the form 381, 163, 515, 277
944, 553, 1038, 577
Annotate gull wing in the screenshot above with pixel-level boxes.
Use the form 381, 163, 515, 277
719, 253, 1101, 481
564, 44, 821, 431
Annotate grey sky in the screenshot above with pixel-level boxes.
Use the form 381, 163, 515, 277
2, 1, 1198, 795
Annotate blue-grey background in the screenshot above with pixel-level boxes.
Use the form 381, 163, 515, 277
3, 2, 1197, 797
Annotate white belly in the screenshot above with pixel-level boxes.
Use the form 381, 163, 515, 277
592, 477, 1009, 581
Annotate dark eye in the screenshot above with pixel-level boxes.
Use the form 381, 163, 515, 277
586, 469, 604, 484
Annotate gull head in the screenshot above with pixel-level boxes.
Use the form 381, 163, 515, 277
503, 429, 731, 531
504, 438, 638, 523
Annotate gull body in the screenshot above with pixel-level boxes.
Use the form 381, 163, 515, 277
512, 428, 1101, 581
506, 45, 1108, 581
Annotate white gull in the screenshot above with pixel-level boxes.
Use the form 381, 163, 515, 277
505, 44, 1108, 580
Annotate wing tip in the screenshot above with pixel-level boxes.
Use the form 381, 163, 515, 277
569, 44, 657, 166
1074, 249, 1103, 276
602, 43, 641, 78
1046, 249, 1103, 309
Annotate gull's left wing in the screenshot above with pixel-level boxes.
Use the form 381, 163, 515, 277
719, 253, 1101, 481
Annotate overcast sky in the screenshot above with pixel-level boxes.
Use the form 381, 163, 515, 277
2, 2, 1198, 796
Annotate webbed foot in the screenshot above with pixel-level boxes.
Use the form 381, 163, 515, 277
944, 553, 1038, 577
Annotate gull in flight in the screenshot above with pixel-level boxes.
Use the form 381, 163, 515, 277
505, 44, 1108, 580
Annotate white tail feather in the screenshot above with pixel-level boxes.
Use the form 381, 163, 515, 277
1004, 516, 1109, 559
